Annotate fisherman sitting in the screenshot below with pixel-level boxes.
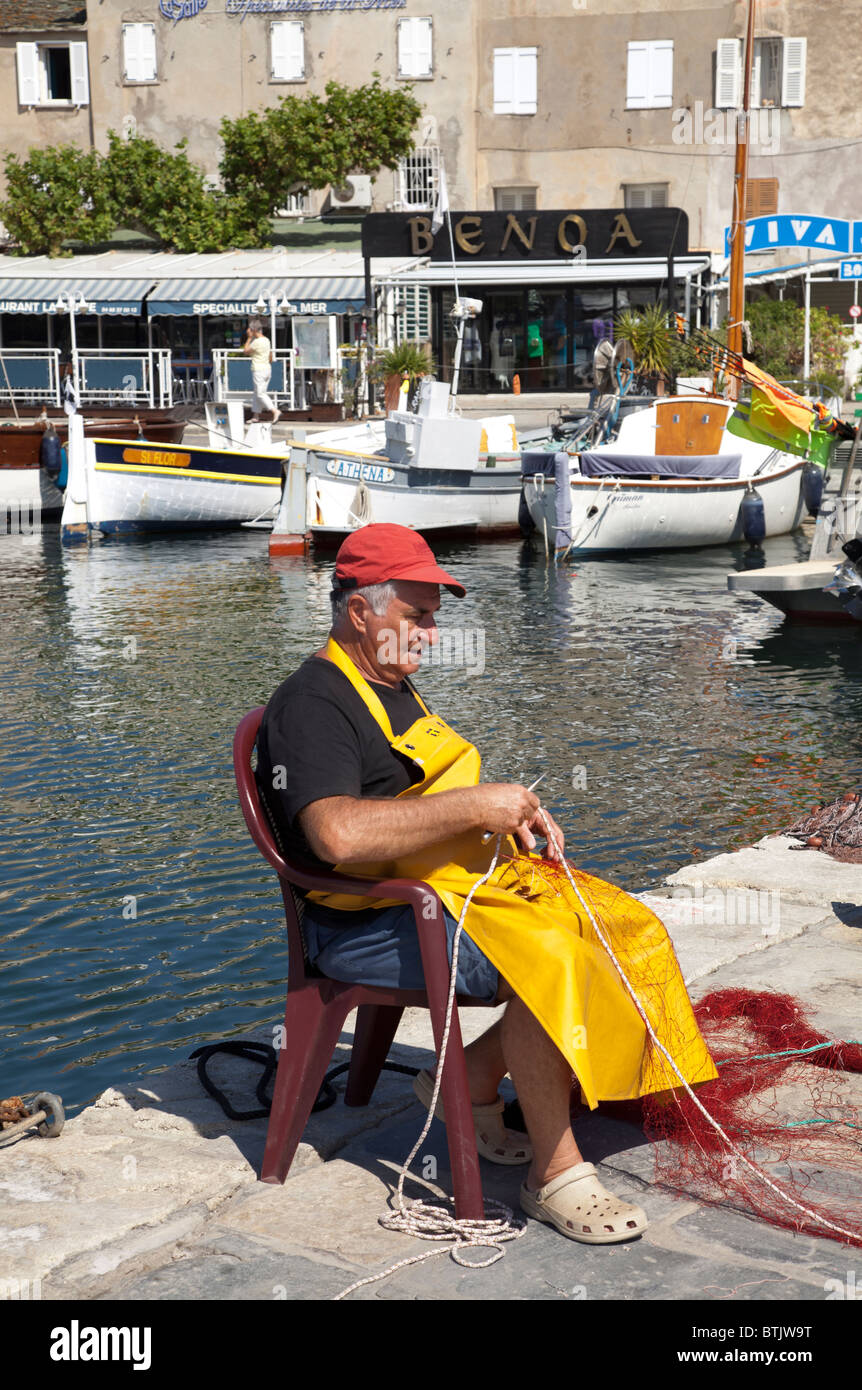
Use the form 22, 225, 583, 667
257, 523, 717, 1244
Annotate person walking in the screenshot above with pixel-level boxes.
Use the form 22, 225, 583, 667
243, 318, 280, 424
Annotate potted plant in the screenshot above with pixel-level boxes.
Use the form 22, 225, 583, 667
371, 341, 436, 414
615, 303, 673, 395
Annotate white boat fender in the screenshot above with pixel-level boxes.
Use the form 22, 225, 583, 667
741, 483, 766, 544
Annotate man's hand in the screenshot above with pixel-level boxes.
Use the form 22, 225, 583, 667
525, 806, 566, 862
472, 782, 540, 841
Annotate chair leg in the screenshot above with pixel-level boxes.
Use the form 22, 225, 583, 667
433, 1008, 486, 1221
344, 1004, 404, 1108
261, 987, 353, 1184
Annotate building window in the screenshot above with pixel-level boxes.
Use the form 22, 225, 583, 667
122, 24, 158, 84
715, 37, 806, 108
397, 17, 433, 79
396, 285, 431, 344
745, 178, 779, 218
493, 47, 538, 115
270, 21, 305, 82
626, 40, 673, 109
624, 183, 668, 209
16, 41, 90, 106
494, 187, 538, 211
398, 147, 440, 210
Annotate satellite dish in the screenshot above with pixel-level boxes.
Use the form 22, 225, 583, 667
593, 339, 615, 391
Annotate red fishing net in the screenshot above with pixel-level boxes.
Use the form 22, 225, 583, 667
641, 989, 862, 1247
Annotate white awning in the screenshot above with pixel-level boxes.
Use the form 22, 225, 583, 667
376, 255, 710, 289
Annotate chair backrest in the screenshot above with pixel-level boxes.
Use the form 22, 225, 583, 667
233, 707, 290, 877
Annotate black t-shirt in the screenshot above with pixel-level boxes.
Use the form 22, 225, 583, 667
256, 655, 426, 873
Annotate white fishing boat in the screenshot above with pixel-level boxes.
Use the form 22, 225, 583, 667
727, 436, 862, 623
523, 393, 807, 553
60, 403, 287, 542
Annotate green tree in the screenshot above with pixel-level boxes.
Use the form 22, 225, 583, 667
745, 298, 847, 394
101, 131, 267, 252
219, 78, 422, 219
0, 145, 115, 256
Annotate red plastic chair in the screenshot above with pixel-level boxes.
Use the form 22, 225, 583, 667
233, 707, 491, 1220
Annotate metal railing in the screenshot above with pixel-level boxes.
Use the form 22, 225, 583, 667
212, 349, 298, 409
0, 349, 62, 405
76, 349, 173, 408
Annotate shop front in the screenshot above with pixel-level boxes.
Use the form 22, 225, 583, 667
366, 209, 710, 395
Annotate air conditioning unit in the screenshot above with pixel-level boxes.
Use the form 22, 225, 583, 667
328, 176, 373, 211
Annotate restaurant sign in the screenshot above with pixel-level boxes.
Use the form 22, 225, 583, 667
0, 300, 141, 316
159, 0, 405, 21
362, 209, 689, 262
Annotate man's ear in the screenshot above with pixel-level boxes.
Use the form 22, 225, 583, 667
346, 592, 370, 634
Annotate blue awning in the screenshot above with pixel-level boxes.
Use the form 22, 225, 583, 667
148, 276, 365, 316
0, 278, 149, 316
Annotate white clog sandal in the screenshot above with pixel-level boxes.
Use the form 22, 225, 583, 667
520, 1162, 648, 1244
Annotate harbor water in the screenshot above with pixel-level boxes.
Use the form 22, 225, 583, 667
2, 525, 861, 1115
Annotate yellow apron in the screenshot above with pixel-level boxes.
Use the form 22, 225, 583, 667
309, 638, 718, 1109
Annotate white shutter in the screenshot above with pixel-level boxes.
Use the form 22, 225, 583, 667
399, 17, 432, 78
123, 25, 157, 82
16, 42, 40, 106
782, 37, 806, 107
715, 37, 741, 108
414, 18, 433, 78
69, 42, 90, 105
627, 186, 648, 209
514, 48, 537, 114
748, 52, 761, 109
493, 49, 516, 113
626, 41, 650, 107
271, 21, 304, 81
650, 39, 673, 107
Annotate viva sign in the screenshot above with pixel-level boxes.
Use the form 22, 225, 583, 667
723, 214, 862, 257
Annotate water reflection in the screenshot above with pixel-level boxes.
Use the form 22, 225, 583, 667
1, 525, 860, 1113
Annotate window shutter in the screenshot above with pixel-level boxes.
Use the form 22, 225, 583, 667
650, 40, 673, 107
16, 42, 40, 105
627, 186, 648, 209
271, 21, 304, 80
123, 25, 157, 82
69, 43, 90, 105
782, 37, 806, 107
414, 18, 433, 78
493, 49, 516, 112
745, 178, 778, 218
715, 37, 741, 108
397, 18, 415, 76
514, 48, 537, 113
749, 51, 761, 108
626, 41, 649, 107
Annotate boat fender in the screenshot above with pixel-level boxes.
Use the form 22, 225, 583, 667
801, 461, 824, 517
57, 445, 68, 491
39, 425, 62, 478
740, 483, 766, 544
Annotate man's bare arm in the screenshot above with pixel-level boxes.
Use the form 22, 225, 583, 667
299, 783, 543, 864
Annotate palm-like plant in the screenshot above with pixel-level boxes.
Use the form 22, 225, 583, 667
614, 303, 673, 379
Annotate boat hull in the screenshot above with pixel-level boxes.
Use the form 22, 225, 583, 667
80, 437, 286, 534
524, 462, 806, 551
305, 446, 524, 540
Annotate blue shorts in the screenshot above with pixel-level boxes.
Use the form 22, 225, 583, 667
301, 902, 500, 1003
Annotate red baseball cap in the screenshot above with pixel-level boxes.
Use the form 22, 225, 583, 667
332, 524, 466, 597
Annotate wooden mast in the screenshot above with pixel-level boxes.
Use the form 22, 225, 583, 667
726, 0, 757, 400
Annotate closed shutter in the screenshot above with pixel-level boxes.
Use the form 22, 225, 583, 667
626, 41, 649, 107
69, 42, 90, 105
398, 17, 432, 78
626, 186, 648, 209
715, 37, 741, 108
514, 48, 537, 113
650, 40, 673, 107
745, 178, 779, 218
782, 37, 806, 107
16, 42, 40, 105
749, 51, 761, 109
493, 48, 516, 112
271, 21, 304, 81
123, 24, 157, 82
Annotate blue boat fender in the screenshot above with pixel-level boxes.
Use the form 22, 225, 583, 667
740, 483, 766, 544
57, 445, 68, 491
801, 461, 824, 517
39, 424, 62, 477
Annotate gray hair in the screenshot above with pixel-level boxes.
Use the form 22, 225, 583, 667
330, 581, 396, 622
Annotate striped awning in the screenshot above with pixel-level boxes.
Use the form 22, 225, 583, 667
0, 278, 150, 316
148, 276, 366, 316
